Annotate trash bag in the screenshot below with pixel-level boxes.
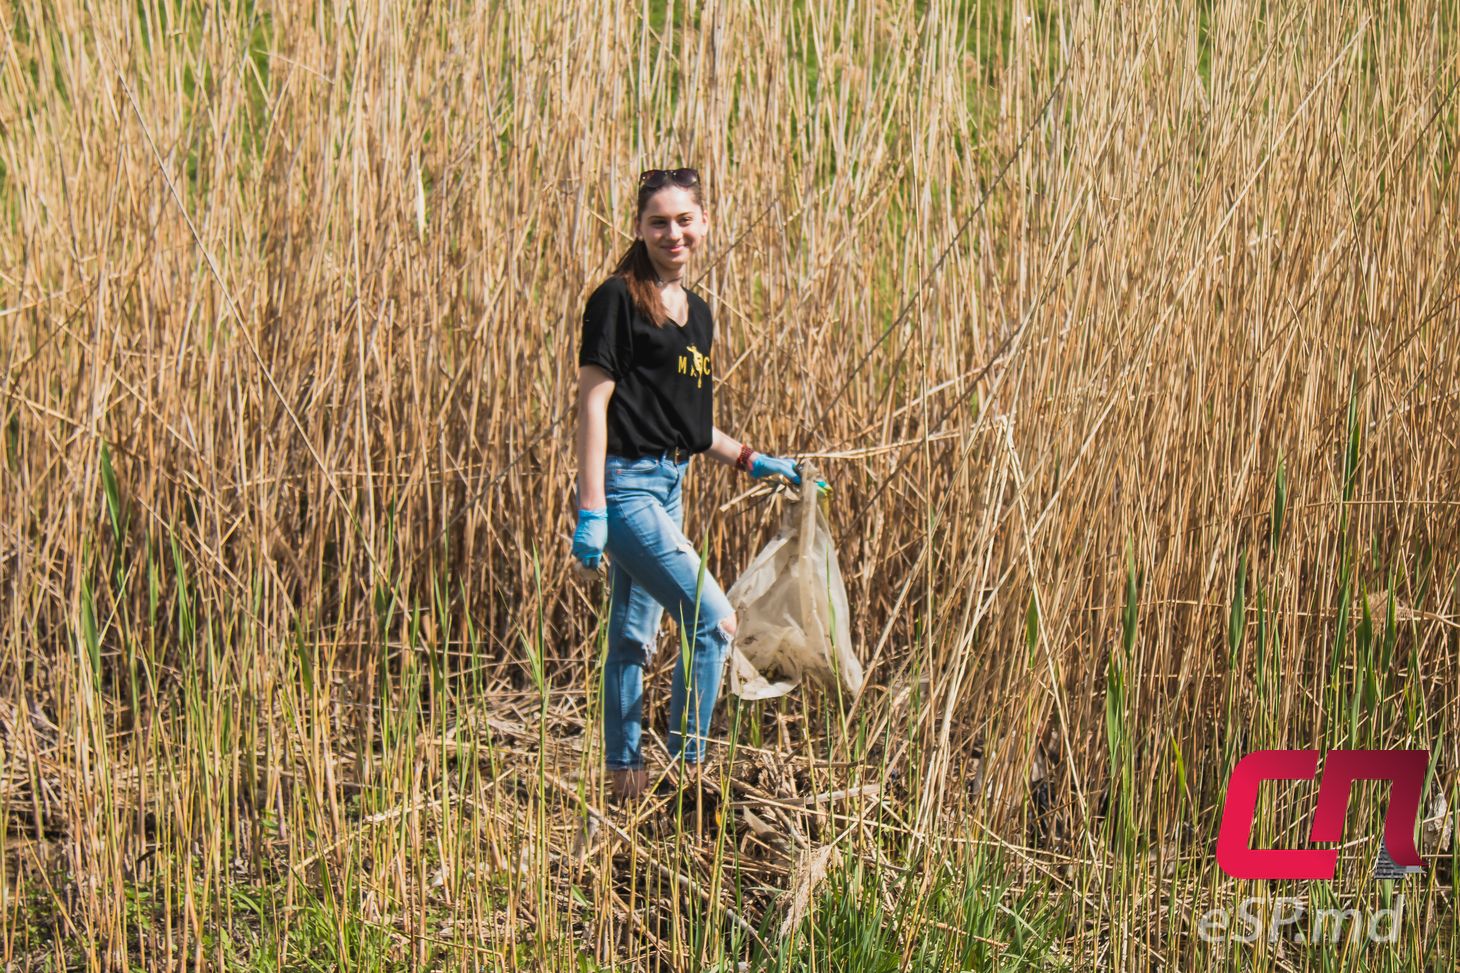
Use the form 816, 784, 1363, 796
726, 460, 863, 701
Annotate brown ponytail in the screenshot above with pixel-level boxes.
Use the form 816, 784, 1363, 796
611, 175, 706, 327
610, 239, 669, 327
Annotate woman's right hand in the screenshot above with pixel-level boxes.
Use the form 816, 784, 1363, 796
572, 507, 608, 570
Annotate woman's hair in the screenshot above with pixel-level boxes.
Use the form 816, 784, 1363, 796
611, 178, 705, 327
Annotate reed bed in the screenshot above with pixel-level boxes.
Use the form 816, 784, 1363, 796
1, 0, 1457, 969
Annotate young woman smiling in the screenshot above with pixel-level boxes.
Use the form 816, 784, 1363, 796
572, 168, 808, 803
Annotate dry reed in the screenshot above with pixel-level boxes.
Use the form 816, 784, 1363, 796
1, 0, 1457, 969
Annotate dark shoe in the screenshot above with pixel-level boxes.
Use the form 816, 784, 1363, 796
608, 767, 649, 804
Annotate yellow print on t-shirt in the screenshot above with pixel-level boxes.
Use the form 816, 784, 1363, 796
678, 344, 711, 388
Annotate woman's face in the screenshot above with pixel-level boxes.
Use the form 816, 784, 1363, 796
636, 186, 708, 280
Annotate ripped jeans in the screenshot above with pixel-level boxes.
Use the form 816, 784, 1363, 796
600, 452, 735, 771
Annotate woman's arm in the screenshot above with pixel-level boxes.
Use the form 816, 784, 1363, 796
576, 366, 616, 508
705, 426, 746, 468
709, 425, 821, 489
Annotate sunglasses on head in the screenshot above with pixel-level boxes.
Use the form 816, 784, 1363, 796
639, 168, 700, 190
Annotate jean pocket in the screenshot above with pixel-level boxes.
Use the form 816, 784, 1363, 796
607, 456, 660, 477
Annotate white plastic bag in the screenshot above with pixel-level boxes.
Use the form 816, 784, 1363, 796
726, 461, 863, 701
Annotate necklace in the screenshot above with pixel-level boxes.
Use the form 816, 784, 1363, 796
657, 276, 688, 325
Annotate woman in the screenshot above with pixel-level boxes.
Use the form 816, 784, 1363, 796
572, 167, 806, 803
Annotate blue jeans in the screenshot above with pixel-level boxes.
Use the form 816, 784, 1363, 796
600, 453, 735, 771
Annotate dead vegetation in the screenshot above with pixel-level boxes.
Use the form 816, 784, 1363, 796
0, 0, 1457, 969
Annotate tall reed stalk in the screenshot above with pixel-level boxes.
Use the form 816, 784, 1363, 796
1, 0, 1456, 969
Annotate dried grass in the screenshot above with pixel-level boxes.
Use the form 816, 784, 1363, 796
1, 0, 1457, 969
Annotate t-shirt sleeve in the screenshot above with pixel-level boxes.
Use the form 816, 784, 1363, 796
578, 282, 631, 380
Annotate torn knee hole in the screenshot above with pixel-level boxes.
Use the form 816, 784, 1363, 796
613, 638, 656, 662
717, 613, 737, 640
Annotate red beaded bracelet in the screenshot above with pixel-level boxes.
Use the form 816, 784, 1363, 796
735, 443, 755, 473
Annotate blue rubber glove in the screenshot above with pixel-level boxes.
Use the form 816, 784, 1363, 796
572, 507, 607, 570
750, 453, 801, 485
750, 454, 831, 494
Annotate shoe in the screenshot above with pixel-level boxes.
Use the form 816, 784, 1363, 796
608, 767, 649, 804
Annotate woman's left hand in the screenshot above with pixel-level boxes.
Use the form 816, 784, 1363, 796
749, 454, 830, 494
750, 453, 801, 484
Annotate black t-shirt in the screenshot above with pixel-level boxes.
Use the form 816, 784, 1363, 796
578, 276, 715, 458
